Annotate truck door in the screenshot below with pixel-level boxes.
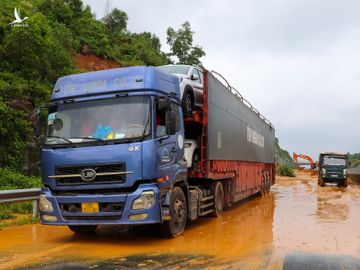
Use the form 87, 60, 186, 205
155, 101, 185, 182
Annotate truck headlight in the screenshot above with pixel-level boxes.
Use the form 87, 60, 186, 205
322, 168, 326, 174
343, 169, 347, 175
132, 190, 155, 210
39, 194, 53, 212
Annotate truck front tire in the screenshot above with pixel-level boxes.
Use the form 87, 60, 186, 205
68, 225, 97, 234
161, 186, 187, 238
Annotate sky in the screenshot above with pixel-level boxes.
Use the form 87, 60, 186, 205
83, 0, 360, 160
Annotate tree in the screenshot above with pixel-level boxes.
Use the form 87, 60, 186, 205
166, 21, 205, 65
102, 8, 128, 34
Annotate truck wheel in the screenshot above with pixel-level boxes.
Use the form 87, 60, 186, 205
161, 186, 187, 238
182, 91, 193, 116
319, 178, 325, 187
68, 225, 97, 234
261, 175, 266, 196
266, 175, 271, 193
343, 179, 348, 187
210, 182, 224, 217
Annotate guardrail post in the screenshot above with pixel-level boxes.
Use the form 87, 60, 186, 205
32, 199, 39, 218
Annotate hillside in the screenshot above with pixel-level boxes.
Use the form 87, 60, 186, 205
0, 0, 172, 171
275, 138, 295, 167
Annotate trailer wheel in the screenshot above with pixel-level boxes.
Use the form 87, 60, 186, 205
68, 225, 97, 234
265, 174, 271, 193
210, 182, 224, 217
161, 186, 187, 238
261, 175, 268, 196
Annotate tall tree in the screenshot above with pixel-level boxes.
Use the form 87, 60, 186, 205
102, 8, 128, 34
166, 21, 205, 65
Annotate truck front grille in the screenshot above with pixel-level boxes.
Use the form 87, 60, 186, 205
54, 163, 127, 186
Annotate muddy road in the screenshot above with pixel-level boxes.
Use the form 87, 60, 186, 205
1, 172, 360, 269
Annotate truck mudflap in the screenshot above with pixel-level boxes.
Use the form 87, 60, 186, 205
39, 183, 163, 226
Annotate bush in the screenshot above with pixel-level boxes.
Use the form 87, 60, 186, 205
0, 167, 41, 190
276, 164, 295, 177
0, 168, 41, 220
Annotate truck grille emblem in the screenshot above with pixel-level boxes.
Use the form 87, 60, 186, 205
80, 168, 96, 182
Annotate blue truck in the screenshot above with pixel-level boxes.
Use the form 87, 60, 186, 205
36, 66, 275, 237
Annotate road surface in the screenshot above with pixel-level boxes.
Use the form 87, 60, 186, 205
1, 172, 360, 269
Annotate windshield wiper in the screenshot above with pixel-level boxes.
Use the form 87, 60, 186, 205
46, 136, 73, 144
69, 136, 104, 141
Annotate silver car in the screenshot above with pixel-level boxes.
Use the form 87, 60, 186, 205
157, 64, 203, 115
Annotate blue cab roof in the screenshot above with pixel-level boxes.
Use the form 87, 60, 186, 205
51, 66, 180, 102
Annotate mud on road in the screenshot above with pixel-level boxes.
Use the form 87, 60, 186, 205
1, 172, 360, 269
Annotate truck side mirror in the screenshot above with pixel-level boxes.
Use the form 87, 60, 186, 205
165, 111, 176, 135
191, 74, 199, 81
158, 98, 169, 111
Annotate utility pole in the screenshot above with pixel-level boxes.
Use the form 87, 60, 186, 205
104, 0, 111, 16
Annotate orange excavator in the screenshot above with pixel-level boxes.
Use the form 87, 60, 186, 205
293, 152, 318, 174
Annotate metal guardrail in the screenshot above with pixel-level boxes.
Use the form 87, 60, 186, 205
0, 188, 41, 218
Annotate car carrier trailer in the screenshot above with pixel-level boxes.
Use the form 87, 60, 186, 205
36, 65, 275, 237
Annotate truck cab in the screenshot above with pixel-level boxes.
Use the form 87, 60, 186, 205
37, 66, 188, 237
318, 152, 348, 187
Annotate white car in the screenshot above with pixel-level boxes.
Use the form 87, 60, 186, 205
184, 139, 200, 168
157, 64, 204, 115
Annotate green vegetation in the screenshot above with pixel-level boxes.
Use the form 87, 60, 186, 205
167, 21, 206, 65
0, 0, 204, 172
275, 138, 296, 177
276, 164, 296, 177
0, 168, 41, 190
275, 138, 295, 167
0, 216, 39, 228
0, 168, 41, 220
348, 152, 360, 168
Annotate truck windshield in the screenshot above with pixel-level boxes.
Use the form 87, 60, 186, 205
45, 96, 151, 145
323, 157, 346, 166
157, 65, 190, 75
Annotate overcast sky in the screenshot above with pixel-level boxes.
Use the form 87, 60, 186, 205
84, 0, 360, 160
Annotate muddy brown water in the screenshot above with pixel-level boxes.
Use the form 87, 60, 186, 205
0, 172, 360, 269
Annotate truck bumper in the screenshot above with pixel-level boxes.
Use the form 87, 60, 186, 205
322, 175, 346, 182
39, 183, 162, 226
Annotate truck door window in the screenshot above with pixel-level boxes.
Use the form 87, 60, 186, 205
171, 103, 181, 132
156, 102, 181, 137
156, 102, 166, 137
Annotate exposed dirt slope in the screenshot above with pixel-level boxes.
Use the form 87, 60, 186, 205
75, 53, 120, 71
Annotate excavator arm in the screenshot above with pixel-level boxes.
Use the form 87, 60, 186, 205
293, 152, 318, 172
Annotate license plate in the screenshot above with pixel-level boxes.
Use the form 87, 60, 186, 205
331, 174, 338, 177
81, 202, 99, 213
